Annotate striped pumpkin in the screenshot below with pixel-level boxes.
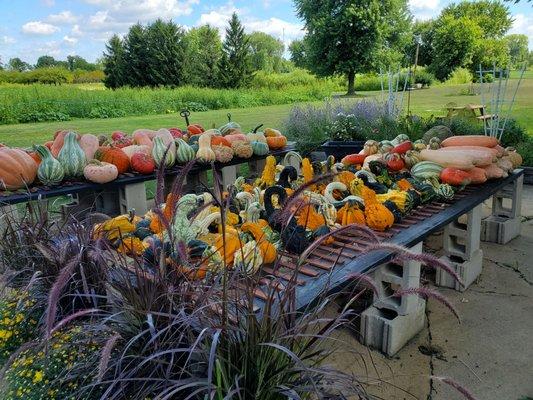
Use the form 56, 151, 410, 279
35, 144, 64, 186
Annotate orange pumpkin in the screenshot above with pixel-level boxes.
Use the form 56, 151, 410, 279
96, 146, 130, 174
0, 148, 38, 190
211, 136, 232, 147
266, 135, 287, 150
27, 151, 41, 166
187, 124, 204, 135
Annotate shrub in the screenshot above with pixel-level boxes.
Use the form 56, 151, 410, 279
445, 68, 473, 85
414, 70, 435, 87
499, 118, 529, 148
72, 69, 105, 84
516, 138, 533, 166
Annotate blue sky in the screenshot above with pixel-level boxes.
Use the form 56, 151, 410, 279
1, 0, 531, 64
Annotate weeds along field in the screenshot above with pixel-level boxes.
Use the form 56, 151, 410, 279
0, 71, 343, 125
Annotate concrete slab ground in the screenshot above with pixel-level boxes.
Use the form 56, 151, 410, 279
325, 186, 533, 400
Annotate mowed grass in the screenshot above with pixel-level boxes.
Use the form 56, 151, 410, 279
0, 79, 531, 148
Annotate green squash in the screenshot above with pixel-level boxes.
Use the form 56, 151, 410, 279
175, 138, 196, 164
437, 183, 455, 201
34, 144, 64, 186
57, 131, 86, 178
152, 136, 176, 168
220, 122, 241, 136
251, 140, 269, 156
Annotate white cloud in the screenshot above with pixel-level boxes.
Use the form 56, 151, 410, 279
71, 24, 83, 37
36, 41, 61, 57
1, 35, 16, 45
84, 0, 199, 25
22, 21, 60, 35
409, 0, 440, 20
47, 11, 79, 25
41, 0, 55, 6
509, 13, 533, 49
63, 35, 78, 46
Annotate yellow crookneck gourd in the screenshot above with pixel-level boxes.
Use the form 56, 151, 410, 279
255, 155, 277, 188
362, 186, 394, 231
336, 202, 366, 225
301, 158, 315, 190
241, 221, 277, 264
295, 204, 326, 231
376, 190, 408, 212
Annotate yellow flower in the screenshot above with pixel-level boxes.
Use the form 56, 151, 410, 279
33, 370, 44, 383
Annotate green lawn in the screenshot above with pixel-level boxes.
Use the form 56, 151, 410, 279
0, 79, 531, 148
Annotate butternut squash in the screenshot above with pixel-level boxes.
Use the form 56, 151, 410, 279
441, 135, 498, 148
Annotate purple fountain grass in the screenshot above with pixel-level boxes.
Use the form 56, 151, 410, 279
394, 287, 461, 322
98, 332, 122, 382
50, 308, 101, 335
357, 242, 464, 287
45, 255, 80, 338
345, 272, 379, 295
432, 376, 479, 400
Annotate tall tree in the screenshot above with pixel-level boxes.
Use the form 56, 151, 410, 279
376, 0, 413, 69
103, 34, 126, 89
505, 34, 529, 68
430, 16, 482, 80
409, 21, 435, 67
145, 19, 185, 86
441, 1, 513, 39
123, 23, 150, 86
8, 57, 31, 72
247, 31, 284, 72
182, 25, 222, 87
217, 13, 253, 88
294, 0, 397, 95
288, 39, 309, 69
35, 55, 58, 69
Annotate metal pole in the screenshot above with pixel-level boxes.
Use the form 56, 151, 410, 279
406, 41, 419, 116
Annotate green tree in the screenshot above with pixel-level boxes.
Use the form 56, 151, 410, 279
289, 39, 309, 69
145, 19, 185, 86
217, 13, 253, 88
294, 0, 396, 95
376, 0, 413, 69
8, 57, 31, 72
247, 31, 284, 72
505, 34, 529, 68
35, 55, 58, 69
183, 25, 222, 87
123, 23, 150, 86
66, 55, 96, 71
441, 0, 513, 39
103, 34, 126, 89
430, 16, 482, 80
409, 20, 435, 67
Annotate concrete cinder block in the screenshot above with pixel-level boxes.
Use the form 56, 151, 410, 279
443, 205, 481, 262
361, 299, 426, 356
220, 165, 238, 188
481, 215, 521, 244
435, 249, 483, 291
374, 242, 423, 316
119, 183, 148, 215
248, 158, 266, 177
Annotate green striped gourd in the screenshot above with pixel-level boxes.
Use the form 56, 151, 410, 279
411, 161, 443, 180
251, 140, 269, 156
220, 122, 241, 136
175, 138, 196, 163
35, 144, 64, 186
437, 183, 454, 201
57, 131, 86, 178
152, 136, 175, 168
403, 150, 421, 169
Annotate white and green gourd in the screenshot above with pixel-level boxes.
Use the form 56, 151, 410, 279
152, 136, 176, 168
251, 140, 269, 156
57, 131, 86, 178
175, 138, 196, 163
436, 183, 454, 201
34, 144, 64, 186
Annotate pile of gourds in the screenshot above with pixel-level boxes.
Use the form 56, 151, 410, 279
0, 120, 288, 191
95, 148, 456, 278
341, 132, 522, 201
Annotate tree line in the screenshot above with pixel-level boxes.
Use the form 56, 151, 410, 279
103, 13, 289, 89
0, 55, 101, 72
290, 0, 531, 92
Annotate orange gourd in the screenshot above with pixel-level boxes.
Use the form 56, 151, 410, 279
241, 222, 277, 264
211, 136, 232, 147
0, 148, 38, 190
296, 204, 326, 231
96, 146, 130, 174
336, 203, 365, 225
266, 135, 287, 150
337, 171, 356, 186
362, 186, 394, 231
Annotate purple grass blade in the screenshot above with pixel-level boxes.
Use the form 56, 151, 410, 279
346, 272, 379, 295
394, 287, 461, 322
50, 308, 100, 335
432, 376, 479, 400
98, 332, 122, 382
